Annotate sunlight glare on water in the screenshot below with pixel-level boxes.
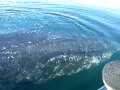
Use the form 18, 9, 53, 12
1, 0, 120, 9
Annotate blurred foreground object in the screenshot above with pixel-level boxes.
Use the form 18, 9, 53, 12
102, 60, 120, 90
98, 85, 107, 90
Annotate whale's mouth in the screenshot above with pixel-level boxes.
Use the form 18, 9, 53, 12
16, 42, 115, 83
38, 50, 113, 80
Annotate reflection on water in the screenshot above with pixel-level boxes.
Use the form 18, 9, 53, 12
0, 1, 120, 90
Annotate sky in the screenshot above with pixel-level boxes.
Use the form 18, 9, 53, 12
1, 0, 120, 9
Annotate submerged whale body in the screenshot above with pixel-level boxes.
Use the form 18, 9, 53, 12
0, 30, 118, 90
1, 2, 120, 90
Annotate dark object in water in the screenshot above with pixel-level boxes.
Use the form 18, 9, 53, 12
0, 30, 118, 90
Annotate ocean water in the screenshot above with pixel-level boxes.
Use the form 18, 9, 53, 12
0, 1, 120, 90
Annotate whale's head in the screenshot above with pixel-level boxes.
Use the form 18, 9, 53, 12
0, 31, 119, 90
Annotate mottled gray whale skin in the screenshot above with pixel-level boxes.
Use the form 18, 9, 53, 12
0, 30, 118, 90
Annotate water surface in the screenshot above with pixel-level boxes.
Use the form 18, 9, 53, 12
0, 1, 120, 90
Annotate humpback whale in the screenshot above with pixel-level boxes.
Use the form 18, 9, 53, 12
0, 30, 118, 90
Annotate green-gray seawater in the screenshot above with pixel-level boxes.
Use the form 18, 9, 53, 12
0, 1, 120, 90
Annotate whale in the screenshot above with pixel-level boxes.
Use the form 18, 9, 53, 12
0, 30, 119, 90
